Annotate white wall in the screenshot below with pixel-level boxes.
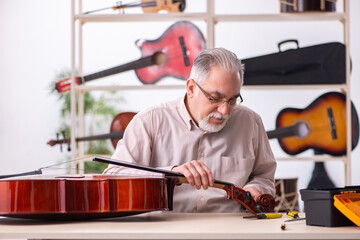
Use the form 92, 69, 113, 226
0, 0, 359, 210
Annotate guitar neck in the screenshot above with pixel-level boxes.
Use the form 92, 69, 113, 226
267, 122, 309, 140
81, 54, 157, 84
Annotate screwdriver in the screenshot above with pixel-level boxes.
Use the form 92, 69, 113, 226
287, 210, 299, 219
243, 213, 283, 219
285, 210, 306, 222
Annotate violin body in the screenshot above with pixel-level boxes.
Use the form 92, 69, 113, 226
110, 112, 136, 148
141, 0, 186, 13
0, 157, 276, 219
0, 175, 168, 219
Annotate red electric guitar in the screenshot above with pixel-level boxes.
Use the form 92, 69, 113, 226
55, 21, 206, 93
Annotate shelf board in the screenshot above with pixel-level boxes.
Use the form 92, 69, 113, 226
74, 83, 347, 92
75, 12, 346, 23
215, 12, 346, 22
276, 156, 347, 162
75, 13, 207, 22
243, 84, 347, 91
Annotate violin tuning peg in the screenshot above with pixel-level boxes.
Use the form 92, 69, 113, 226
244, 191, 252, 202
55, 132, 63, 152
254, 204, 265, 213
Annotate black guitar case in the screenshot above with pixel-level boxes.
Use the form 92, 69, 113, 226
242, 40, 347, 85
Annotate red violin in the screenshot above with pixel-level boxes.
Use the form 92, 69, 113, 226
0, 157, 275, 220
47, 112, 136, 150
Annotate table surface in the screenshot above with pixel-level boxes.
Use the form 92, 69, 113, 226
0, 212, 359, 239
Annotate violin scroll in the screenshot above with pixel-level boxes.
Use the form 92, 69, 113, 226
231, 187, 275, 214
256, 193, 276, 212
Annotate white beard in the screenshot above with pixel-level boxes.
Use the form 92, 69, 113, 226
198, 112, 229, 133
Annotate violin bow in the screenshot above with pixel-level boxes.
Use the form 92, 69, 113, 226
93, 156, 275, 214
0, 169, 42, 179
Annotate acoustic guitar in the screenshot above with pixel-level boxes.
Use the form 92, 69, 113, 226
266, 91, 359, 156
55, 21, 206, 93
267, 91, 358, 189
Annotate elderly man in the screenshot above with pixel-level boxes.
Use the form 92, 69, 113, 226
104, 47, 276, 213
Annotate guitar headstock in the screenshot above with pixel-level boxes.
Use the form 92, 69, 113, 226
55, 77, 81, 93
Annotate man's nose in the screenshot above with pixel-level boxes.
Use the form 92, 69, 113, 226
217, 101, 231, 115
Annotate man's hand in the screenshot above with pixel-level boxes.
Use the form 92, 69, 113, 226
172, 160, 214, 190
243, 186, 262, 202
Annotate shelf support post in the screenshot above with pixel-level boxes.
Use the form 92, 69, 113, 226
206, 0, 215, 48
343, 0, 351, 186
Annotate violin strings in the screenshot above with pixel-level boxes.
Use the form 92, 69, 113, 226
41, 167, 85, 172
39, 156, 93, 171
40, 156, 165, 176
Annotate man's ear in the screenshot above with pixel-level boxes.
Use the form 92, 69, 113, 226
186, 79, 195, 98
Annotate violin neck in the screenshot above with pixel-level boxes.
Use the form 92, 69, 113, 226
76, 131, 124, 142
48, 131, 124, 147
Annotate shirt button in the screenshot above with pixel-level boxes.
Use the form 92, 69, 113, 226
200, 197, 206, 202
200, 152, 205, 157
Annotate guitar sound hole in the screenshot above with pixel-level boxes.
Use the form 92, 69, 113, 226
296, 121, 310, 138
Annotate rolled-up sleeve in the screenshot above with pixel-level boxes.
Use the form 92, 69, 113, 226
243, 114, 276, 196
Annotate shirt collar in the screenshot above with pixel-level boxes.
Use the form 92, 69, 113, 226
178, 94, 196, 131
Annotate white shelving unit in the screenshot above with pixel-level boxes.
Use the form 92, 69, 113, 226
69, 0, 352, 185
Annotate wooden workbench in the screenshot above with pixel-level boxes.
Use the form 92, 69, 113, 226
0, 212, 359, 239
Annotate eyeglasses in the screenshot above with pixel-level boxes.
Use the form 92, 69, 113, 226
194, 80, 243, 106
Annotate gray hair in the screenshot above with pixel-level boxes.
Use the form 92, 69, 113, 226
189, 48, 244, 85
